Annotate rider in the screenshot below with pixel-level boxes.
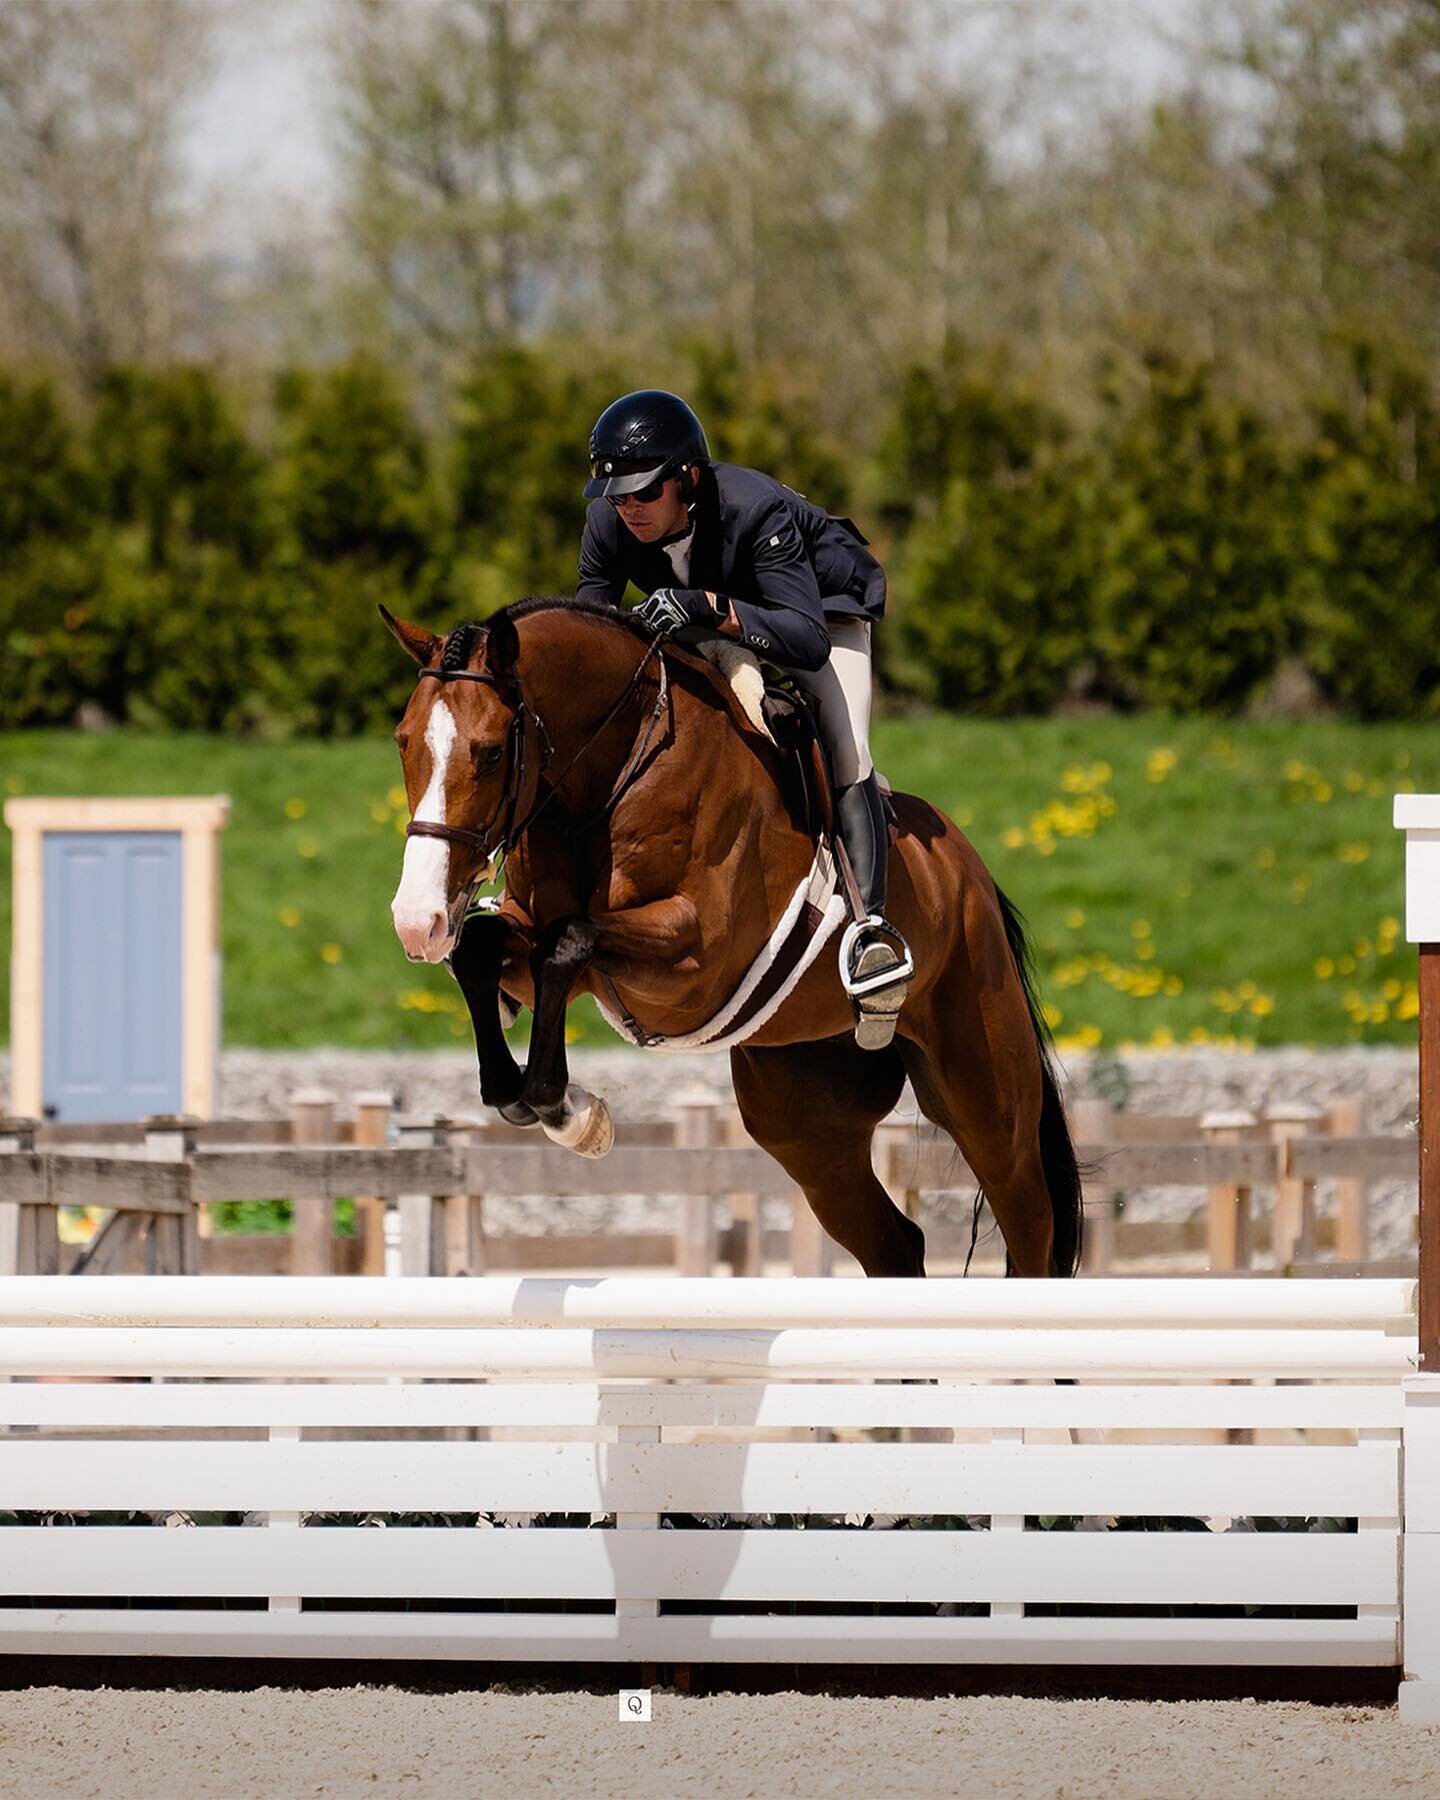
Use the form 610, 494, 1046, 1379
577, 388, 913, 1051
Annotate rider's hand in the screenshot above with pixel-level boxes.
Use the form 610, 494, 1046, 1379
635, 588, 722, 636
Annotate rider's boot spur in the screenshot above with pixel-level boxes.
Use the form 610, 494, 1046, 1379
835, 775, 914, 1051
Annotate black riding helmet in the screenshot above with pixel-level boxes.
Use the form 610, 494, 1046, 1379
584, 389, 709, 499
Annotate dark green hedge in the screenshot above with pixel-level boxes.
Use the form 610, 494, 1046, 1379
3, 341, 1438, 732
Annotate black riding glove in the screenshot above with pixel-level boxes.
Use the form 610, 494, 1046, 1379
635, 588, 722, 637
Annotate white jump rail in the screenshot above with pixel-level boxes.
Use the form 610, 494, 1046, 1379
0, 1274, 1418, 1330
0, 1273, 1428, 1689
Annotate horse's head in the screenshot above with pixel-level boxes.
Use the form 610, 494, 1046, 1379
383, 605, 523, 963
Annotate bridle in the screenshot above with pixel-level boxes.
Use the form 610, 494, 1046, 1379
403, 635, 670, 887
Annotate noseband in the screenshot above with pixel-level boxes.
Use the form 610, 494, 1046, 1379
403, 636, 669, 876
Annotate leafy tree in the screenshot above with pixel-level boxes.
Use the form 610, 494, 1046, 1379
450, 345, 628, 606
1298, 342, 1440, 717
272, 357, 438, 574
0, 372, 89, 549
689, 344, 850, 509
883, 354, 1092, 712
0, 0, 212, 387
1088, 354, 1297, 712
90, 367, 270, 567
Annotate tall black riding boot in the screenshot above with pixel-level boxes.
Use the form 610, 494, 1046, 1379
835, 774, 913, 1050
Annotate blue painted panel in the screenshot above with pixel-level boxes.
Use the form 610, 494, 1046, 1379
42, 833, 184, 1123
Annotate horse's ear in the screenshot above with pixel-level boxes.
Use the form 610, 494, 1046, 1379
379, 604, 441, 667
484, 613, 519, 678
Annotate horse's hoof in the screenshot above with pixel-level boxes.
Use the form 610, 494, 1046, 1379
542, 1086, 614, 1158
496, 1100, 539, 1128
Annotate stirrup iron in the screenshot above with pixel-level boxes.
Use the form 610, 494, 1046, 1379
839, 916, 915, 999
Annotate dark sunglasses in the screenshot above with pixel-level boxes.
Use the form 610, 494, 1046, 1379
607, 476, 670, 508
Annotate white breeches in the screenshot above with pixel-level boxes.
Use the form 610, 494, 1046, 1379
792, 617, 874, 788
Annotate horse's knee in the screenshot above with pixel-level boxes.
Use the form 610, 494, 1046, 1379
532, 915, 597, 987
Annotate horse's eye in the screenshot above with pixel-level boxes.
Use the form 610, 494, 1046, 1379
477, 743, 504, 770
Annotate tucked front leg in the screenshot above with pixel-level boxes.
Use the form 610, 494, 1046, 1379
521, 915, 614, 1157
591, 894, 702, 980
446, 913, 536, 1128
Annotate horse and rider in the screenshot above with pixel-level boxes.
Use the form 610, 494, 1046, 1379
385, 389, 1083, 1279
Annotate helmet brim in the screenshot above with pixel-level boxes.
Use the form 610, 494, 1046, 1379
583, 460, 671, 500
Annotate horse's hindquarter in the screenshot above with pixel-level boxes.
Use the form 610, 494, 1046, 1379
738, 787, 994, 1049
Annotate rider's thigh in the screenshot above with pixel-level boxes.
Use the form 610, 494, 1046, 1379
795, 618, 873, 786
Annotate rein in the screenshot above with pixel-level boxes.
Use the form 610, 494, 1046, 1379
404, 633, 669, 871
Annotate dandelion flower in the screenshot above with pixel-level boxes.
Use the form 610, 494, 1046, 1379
284, 798, 307, 820
320, 943, 343, 964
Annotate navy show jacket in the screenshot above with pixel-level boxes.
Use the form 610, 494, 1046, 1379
576, 461, 885, 673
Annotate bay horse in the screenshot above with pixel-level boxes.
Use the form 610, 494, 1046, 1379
385, 597, 1081, 1278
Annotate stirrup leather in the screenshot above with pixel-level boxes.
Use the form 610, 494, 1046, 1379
839, 916, 915, 999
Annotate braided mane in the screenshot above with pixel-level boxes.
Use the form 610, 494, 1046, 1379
438, 622, 481, 671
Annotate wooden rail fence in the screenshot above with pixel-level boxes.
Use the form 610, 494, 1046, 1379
0, 1089, 1418, 1279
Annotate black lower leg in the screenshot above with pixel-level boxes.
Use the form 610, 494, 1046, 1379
835, 774, 889, 917
520, 915, 597, 1125
447, 914, 533, 1125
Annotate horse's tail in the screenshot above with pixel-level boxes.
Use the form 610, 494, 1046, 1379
994, 884, 1084, 1278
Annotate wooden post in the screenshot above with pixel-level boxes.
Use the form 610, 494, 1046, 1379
1073, 1098, 1113, 1274
790, 1190, 833, 1277
351, 1089, 393, 1278
144, 1115, 199, 1275
0, 1118, 40, 1276
1422, 943, 1440, 1371
290, 1087, 337, 1275
1202, 1110, 1257, 1272
1395, 798, 1440, 1372
722, 1108, 762, 1278
1268, 1102, 1322, 1268
440, 1116, 487, 1277
874, 1118, 921, 1224
674, 1088, 719, 1277
1327, 1094, 1370, 1265
396, 1114, 445, 1276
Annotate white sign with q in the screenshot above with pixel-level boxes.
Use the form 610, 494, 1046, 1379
618, 1688, 652, 1723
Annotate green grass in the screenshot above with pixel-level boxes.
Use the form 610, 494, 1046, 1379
1, 718, 1433, 1051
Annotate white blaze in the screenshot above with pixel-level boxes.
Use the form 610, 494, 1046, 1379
391, 698, 456, 961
